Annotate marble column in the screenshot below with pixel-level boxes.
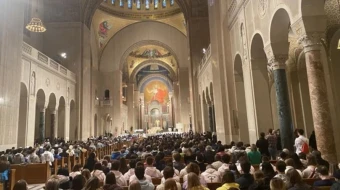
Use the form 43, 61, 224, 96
127, 84, 135, 131
64, 104, 70, 141
51, 110, 57, 139
112, 70, 122, 132
268, 56, 294, 151
300, 34, 337, 164
39, 108, 46, 142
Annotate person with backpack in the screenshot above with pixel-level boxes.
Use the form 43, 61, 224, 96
294, 129, 309, 155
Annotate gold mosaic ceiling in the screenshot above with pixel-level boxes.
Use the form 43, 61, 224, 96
125, 44, 177, 79
100, 0, 181, 20
93, 0, 186, 53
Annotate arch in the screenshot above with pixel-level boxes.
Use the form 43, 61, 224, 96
129, 59, 177, 82
250, 33, 274, 135
17, 82, 28, 147
100, 21, 188, 72
270, 8, 291, 55
139, 74, 173, 93
119, 39, 180, 71
69, 100, 77, 140
35, 89, 46, 141
58, 96, 66, 139
233, 54, 249, 143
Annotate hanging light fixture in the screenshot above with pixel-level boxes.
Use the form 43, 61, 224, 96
26, 18, 46, 33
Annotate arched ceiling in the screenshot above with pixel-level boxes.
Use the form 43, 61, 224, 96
91, 0, 187, 55
123, 44, 177, 82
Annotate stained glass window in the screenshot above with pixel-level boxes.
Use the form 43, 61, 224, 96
111, 0, 115, 4
154, 0, 159, 9
128, 0, 132, 9
162, 0, 166, 8
137, 0, 141, 9
119, 0, 124, 7
170, 0, 174, 6
145, 0, 150, 10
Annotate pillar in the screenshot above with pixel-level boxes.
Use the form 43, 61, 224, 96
268, 56, 294, 151
112, 70, 122, 132
208, 104, 214, 132
51, 109, 58, 139
173, 82, 180, 125
127, 84, 135, 131
179, 68, 190, 130
64, 104, 70, 141
0, 0, 25, 149
39, 108, 46, 142
300, 34, 337, 164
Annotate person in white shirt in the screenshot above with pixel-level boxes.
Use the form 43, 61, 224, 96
69, 164, 82, 179
294, 129, 309, 154
41, 147, 54, 166
66, 145, 74, 156
124, 159, 137, 181
91, 162, 106, 183
211, 155, 223, 170
111, 160, 127, 186
157, 167, 182, 190
145, 157, 162, 178
218, 154, 231, 176
201, 165, 221, 183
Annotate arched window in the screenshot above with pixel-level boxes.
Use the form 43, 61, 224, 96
119, 0, 124, 7
137, 0, 141, 9
154, 0, 159, 9
128, 0, 132, 9
162, 0, 167, 8
104, 90, 110, 99
145, 0, 150, 10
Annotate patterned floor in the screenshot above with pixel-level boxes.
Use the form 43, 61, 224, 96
27, 184, 45, 190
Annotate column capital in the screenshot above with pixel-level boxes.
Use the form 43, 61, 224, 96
267, 54, 288, 71
298, 32, 324, 53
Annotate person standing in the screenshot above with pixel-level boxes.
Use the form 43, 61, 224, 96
266, 129, 277, 160
256, 133, 270, 157
294, 129, 309, 155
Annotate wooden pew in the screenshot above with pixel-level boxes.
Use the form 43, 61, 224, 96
53, 157, 66, 175
207, 182, 222, 190
122, 186, 128, 190
152, 178, 161, 185
0, 169, 16, 190
303, 178, 320, 186
10, 163, 50, 184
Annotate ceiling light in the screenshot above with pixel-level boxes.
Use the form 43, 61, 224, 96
26, 18, 46, 33
60, 53, 67, 59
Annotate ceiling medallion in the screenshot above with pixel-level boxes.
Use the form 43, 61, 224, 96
26, 18, 46, 33
258, 0, 268, 18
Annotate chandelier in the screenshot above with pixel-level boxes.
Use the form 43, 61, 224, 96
26, 18, 46, 33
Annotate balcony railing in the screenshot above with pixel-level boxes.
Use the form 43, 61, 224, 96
22, 42, 76, 82
199, 44, 211, 72
100, 99, 113, 107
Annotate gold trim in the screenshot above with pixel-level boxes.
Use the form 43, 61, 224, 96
98, 5, 182, 20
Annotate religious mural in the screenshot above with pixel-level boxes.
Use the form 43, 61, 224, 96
98, 20, 112, 48
129, 48, 171, 58
144, 80, 169, 105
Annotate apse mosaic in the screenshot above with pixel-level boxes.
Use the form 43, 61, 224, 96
129, 48, 171, 58
136, 65, 170, 84
144, 80, 169, 105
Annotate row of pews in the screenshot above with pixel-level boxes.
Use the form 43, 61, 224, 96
1, 141, 132, 190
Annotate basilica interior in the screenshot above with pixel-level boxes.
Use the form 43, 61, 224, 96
1, 0, 340, 163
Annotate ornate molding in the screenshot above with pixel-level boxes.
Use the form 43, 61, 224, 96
267, 55, 288, 71
298, 32, 324, 52
258, 0, 269, 19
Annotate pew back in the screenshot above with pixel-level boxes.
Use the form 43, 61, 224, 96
10, 163, 50, 184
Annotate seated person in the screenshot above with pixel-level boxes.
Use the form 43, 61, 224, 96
270, 178, 285, 190
157, 167, 182, 190
286, 169, 312, 190
134, 166, 155, 190
274, 161, 288, 186
183, 163, 207, 189
218, 154, 231, 176
212, 154, 223, 170
145, 156, 162, 178
217, 171, 240, 190
313, 165, 334, 187
110, 160, 127, 186
235, 161, 254, 190
331, 169, 340, 190
248, 170, 270, 190
129, 162, 152, 184
173, 153, 185, 172
285, 158, 303, 177
201, 165, 221, 183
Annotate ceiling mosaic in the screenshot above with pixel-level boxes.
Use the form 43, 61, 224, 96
92, 1, 186, 53
126, 44, 177, 78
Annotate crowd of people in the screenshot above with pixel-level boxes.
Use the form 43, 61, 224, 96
0, 130, 339, 190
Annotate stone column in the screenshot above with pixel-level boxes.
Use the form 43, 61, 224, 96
64, 104, 70, 141
300, 34, 337, 164
51, 109, 58, 139
268, 56, 294, 151
127, 84, 135, 131
179, 68, 190, 130
208, 104, 214, 132
39, 108, 46, 142
112, 70, 122, 132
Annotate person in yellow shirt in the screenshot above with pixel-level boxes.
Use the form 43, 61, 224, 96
217, 171, 240, 190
